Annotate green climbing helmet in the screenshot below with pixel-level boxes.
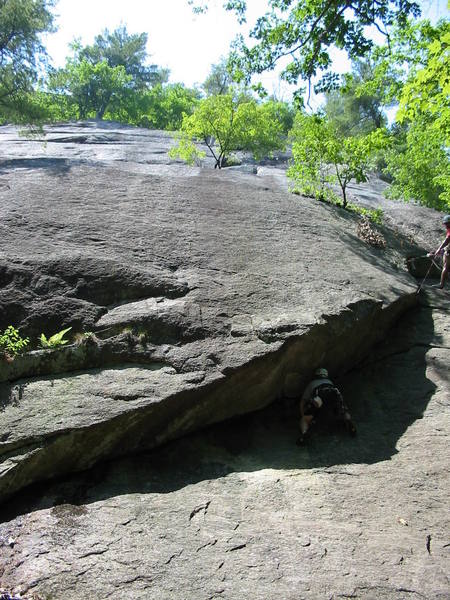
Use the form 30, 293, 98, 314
315, 367, 329, 378
443, 215, 450, 225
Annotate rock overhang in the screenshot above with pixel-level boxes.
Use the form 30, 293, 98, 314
0, 122, 422, 503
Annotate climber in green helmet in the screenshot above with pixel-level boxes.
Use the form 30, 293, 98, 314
296, 367, 356, 445
427, 215, 450, 289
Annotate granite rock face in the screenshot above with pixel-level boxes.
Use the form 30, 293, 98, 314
0, 290, 448, 600
0, 122, 423, 502
0, 121, 448, 599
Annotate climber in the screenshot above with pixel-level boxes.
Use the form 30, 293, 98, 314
296, 367, 357, 445
427, 215, 450, 289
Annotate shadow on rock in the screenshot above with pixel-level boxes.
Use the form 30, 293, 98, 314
1, 303, 436, 522
0, 158, 72, 177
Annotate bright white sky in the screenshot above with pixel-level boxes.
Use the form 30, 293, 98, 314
44, 0, 449, 101
44, 0, 275, 88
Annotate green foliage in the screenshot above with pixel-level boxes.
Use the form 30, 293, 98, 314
49, 58, 132, 119
76, 26, 169, 91
324, 59, 387, 137
221, 0, 421, 91
396, 24, 449, 141
0, 0, 55, 124
288, 113, 386, 207
264, 99, 296, 135
170, 94, 285, 168
347, 204, 384, 225
288, 114, 333, 201
0, 326, 30, 357
202, 56, 256, 102
384, 120, 450, 210
48, 26, 171, 122
313, 19, 449, 211
363, 20, 450, 210
74, 331, 97, 346
355, 19, 447, 106
202, 57, 233, 96
40, 327, 72, 349
134, 84, 201, 130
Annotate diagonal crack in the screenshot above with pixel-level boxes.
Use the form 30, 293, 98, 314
189, 500, 211, 521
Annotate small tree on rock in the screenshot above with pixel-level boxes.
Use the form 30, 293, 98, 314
169, 94, 285, 168
288, 113, 386, 207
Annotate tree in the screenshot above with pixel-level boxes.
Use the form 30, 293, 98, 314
288, 113, 386, 207
131, 83, 201, 130
384, 120, 449, 211
48, 25, 170, 121
383, 23, 450, 209
264, 98, 296, 134
344, 18, 449, 210
0, 0, 55, 123
354, 19, 447, 105
202, 57, 233, 96
169, 94, 285, 168
49, 58, 131, 119
395, 24, 449, 142
324, 59, 386, 137
191, 0, 421, 93
77, 26, 169, 91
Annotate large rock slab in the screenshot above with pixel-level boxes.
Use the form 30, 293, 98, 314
0, 121, 427, 503
0, 290, 448, 599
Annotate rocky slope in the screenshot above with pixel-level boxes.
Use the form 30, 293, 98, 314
0, 121, 448, 599
0, 290, 448, 600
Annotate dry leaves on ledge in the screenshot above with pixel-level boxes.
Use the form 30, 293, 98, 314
357, 217, 386, 248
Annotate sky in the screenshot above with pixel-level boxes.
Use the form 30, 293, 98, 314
44, 0, 449, 102
44, 0, 272, 88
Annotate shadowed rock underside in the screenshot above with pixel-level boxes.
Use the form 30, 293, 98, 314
0, 123, 448, 599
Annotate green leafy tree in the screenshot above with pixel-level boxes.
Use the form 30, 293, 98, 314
49, 57, 132, 119
170, 94, 285, 168
345, 19, 449, 209
324, 59, 387, 137
77, 26, 169, 91
288, 113, 386, 207
48, 26, 172, 122
106, 82, 200, 129
355, 19, 447, 105
192, 0, 421, 92
0, 0, 55, 123
139, 83, 201, 130
384, 120, 450, 210
380, 21, 449, 209
202, 57, 233, 96
264, 98, 296, 134
396, 25, 449, 141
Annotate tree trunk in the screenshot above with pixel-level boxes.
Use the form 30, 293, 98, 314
96, 105, 106, 120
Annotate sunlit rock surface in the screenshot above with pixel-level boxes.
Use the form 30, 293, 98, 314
0, 122, 448, 599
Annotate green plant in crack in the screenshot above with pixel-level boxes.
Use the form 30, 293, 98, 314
74, 331, 98, 345
40, 327, 72, 349
0, 325, 30, 358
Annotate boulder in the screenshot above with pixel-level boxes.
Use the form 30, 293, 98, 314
0, 121, 436, 507
0, 121, 448, 599
0, 289, 448, 600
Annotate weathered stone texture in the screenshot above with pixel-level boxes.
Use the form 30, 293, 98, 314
0, 122, 448, 599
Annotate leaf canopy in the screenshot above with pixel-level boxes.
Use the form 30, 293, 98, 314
0, 0, 55, 123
